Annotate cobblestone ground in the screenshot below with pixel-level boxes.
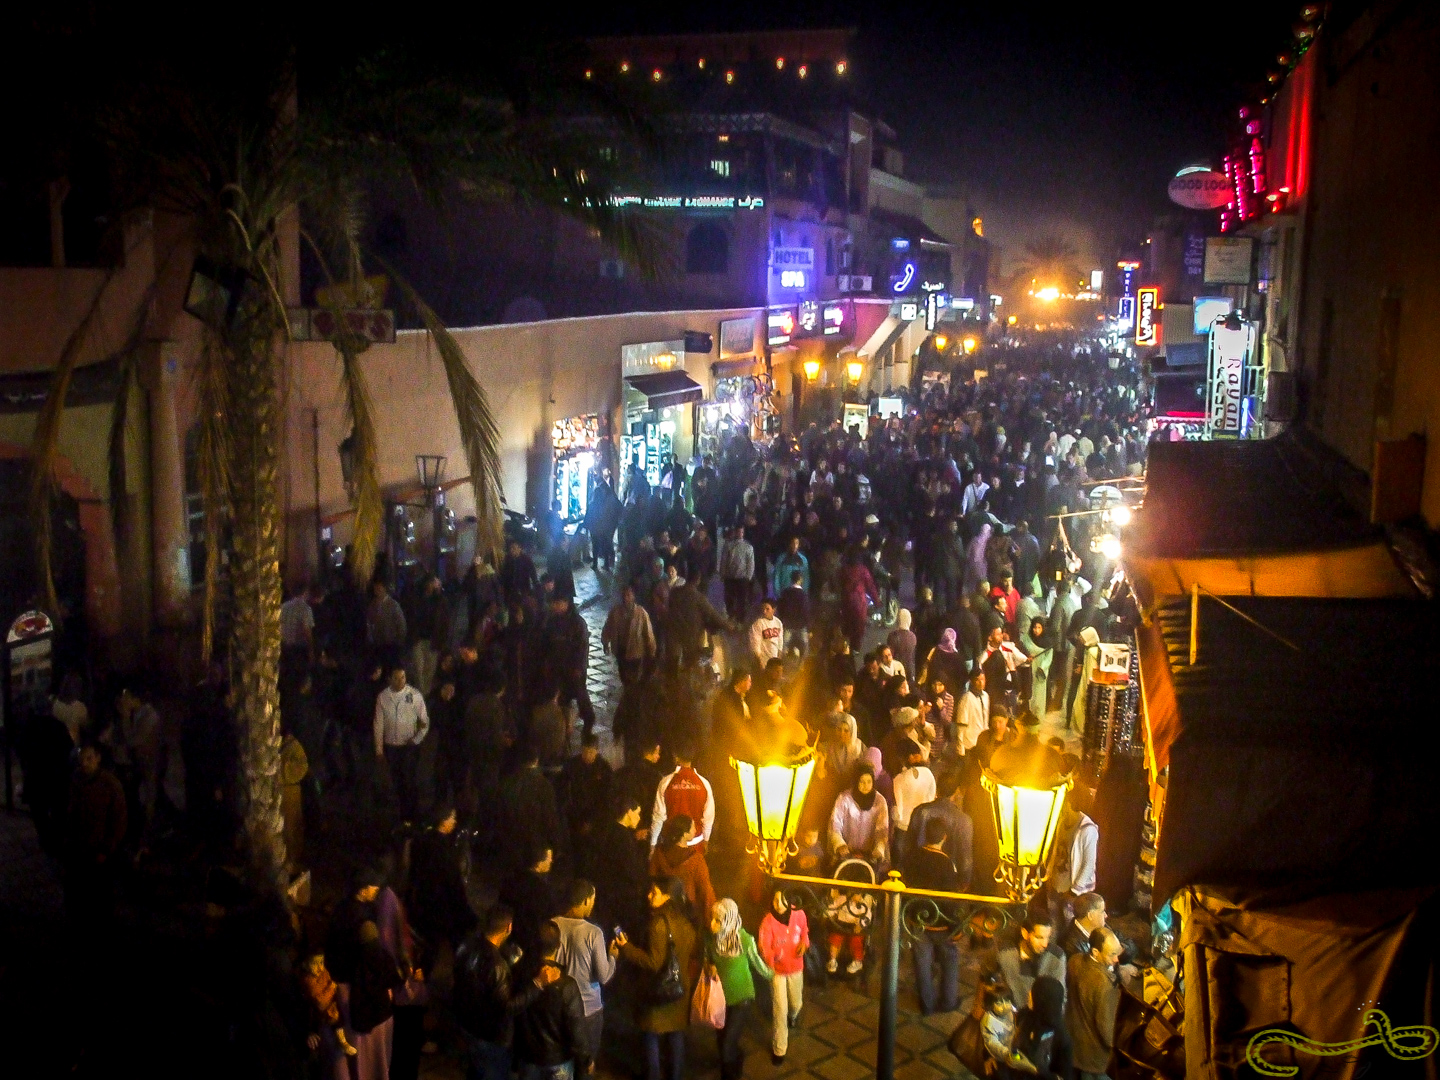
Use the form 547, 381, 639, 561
518, 563, 1082, 1080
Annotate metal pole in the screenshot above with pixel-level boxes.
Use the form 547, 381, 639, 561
877, 886, 902, 1080
1190, 582, 1200, 665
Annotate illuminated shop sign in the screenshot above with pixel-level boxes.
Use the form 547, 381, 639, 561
768, 307, 797, 346
772, 247, 814, 292
604, 194, 766, 210
899, 300, 919, 322
892, 262, 916, 294
1117, 295, 1136, 329
797, 300, 821, 336
1135, 287, 1160, 347
822, 301, 851, 336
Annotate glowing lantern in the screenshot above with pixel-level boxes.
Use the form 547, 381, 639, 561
982, 768, 1072, 901
731, 750, 818, 874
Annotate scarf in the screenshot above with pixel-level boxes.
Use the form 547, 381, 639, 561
852, 759, 879, 811
938, 628, 958, 653
771, 897, 792, 925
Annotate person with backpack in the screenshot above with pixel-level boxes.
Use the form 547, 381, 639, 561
704, 898, 773, 1080
618, 877, 695, 1080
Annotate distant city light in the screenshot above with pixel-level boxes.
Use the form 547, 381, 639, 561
776, 57, 785, 70
798, 65, 808, 79
726, 70, 735, 84
836, 60, 848, 75
620, 61, 630, 73
652, 68, 662, 82
1035, 286, 1060, 302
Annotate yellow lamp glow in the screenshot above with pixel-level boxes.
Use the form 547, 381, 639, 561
732, 750, 817, 873
1098, 534, 1123, 561
654, 351, 677, 369
963, 337, 977, 354
1108, 504, 1132, 527
982, 768, 1072, 901
803, 358, 821, 381
1007, 315, 1018, 326
846, 359, 864, 383
933, 334, 949, 351
1036, 286, 1060, 302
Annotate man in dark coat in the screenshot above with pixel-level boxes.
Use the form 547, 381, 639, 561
584, 795, 649, 937
513, 921, 592, 1077
539, 595, 595, 735
663, 578, 734, 674
497, 745, 566, 871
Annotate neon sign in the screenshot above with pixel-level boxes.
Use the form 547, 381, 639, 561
1135, 287, 1160, 346
892, 262, 916, 294
767, 308, 797, 346
822, 302, 848, 335
779, 270, 807, 289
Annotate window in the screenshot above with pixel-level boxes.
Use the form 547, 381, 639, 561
825, 237, 835, 276
599, 146, 615, 162
710, 159, 730, 177
686, 223, 729, 274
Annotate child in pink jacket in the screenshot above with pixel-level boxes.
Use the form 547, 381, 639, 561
758, 889, 810, 1064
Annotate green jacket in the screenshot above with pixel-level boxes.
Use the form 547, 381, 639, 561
705, 929, 773, 1005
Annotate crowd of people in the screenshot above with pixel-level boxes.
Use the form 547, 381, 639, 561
17, 337, 1153, 1080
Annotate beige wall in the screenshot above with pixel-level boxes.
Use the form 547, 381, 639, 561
282, 306, 763, 580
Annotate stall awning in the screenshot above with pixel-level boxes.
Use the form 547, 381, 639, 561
858, 316, 908, 363
1139, 594, 1440, 903
1126, 431, 1414, 604
625, 371, 704, 410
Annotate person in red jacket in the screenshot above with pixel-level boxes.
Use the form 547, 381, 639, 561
758, 889, 810, 1065
648, 738, 714, 855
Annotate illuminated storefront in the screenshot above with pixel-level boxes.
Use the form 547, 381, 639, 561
551, 415, 602, 523
700, 313, 774, 455
621, 339, 704, 497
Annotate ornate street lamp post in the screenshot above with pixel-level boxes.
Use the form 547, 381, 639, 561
732, 749, 1072, 1080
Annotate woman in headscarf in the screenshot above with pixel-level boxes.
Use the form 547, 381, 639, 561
861, 745, 894, 811
886, 609, 916, 684
705, 899, 773, 1080
828, 761, 890, 870
822, 710, 865, 779
920, 628, 969, 699
758, 889, 810, 1066
1010, 975, 1075, 1079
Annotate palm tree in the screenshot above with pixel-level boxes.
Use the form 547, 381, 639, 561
1009, 237, 1083, 296
25, 23, 645, 895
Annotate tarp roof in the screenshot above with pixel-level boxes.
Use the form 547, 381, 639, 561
1141, 594, 1440, 904
1126, 432, 1414, 601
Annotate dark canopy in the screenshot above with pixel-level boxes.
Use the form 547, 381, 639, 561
1146, 594, 1440, 904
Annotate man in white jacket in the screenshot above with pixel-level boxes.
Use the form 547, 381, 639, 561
749, 599, 783, 669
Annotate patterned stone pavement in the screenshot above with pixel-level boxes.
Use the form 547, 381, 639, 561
554, 563, 996, 1080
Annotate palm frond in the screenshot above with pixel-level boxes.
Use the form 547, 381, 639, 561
383, 262, 504, 560
337, 343, 383, 587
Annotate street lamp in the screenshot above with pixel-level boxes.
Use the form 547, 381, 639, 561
416, 454, 447, 500
802, 358, 821, 381
731, 748, 817, 874
731, 749, 1070, 1080
981, 768, 1073, 902
846, 359, 864, 384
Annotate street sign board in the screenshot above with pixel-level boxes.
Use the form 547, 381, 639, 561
1203, 237, 1254, 285
1168, 169, 1232, 210
1135, 287, 1160, 346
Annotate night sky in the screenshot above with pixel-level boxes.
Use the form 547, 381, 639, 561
554, 0, 1306, 267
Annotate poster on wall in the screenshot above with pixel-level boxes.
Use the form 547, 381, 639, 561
719, 316, 758, 359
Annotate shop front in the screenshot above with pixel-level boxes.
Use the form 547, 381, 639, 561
551, 414, 604, 525
700, 313, 774, 456
620, 339, 704, 498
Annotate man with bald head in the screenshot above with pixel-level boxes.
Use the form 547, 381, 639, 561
1066, 927, 1123, 1080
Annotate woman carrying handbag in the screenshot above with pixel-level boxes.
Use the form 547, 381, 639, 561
619, 877, 696, 1080
703, 899, 774, 1080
